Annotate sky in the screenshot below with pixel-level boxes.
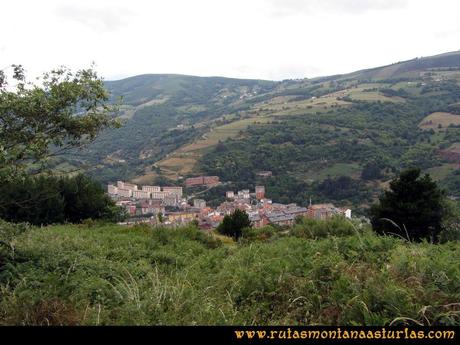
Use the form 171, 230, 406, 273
1, 0, 460, 81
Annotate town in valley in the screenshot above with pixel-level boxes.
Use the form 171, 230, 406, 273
108, 175, 352, 230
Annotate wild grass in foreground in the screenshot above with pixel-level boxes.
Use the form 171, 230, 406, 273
0, 218, 459, 325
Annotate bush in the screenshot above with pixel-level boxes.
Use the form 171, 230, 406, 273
241, 226, 277, 243
291, 216, 360, 239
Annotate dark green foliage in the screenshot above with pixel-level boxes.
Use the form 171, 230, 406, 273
217, 209, 251, 240
0, 174, 124, 225
361, 162, 382, 180
439, 200, 460, 243
58, 175, 124, 224
316, 176, 368, 201
370, 168, 446, 242
199, 77, 460, 207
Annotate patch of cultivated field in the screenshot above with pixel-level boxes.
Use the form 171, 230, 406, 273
446, 142, 460, 153
315, 163, 362, 180
119, 97, 169, 119
131, 171, 159, 185
426, 164, 459, 181
419, 112, 460, 130
180, 116, 273, 153
153, 116, 274, 179
157, 157, 197, 175
266, 97, 352, 116
347, 88, 403, 102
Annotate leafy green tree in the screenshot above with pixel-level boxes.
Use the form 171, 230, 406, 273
0, 64, 119, 182
0, 174, 124, 225
370, 167, 446, 242
217, 209, 251, 240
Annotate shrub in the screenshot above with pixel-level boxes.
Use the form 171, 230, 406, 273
291, 216, 359, 239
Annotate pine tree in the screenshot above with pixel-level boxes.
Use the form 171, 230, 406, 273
370, 167, 446, 242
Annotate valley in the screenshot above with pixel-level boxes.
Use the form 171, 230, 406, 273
64, 51, 460, 213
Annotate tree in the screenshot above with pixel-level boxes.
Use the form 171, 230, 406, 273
361, 162, 382, 180
370, 167, 446, 242
217, 209, 251, 241
0, 64, 120, 182
0, 174, 124, 225
58, 174, 123, 223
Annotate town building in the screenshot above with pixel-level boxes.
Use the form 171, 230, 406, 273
255, 186, 265, 200
140, 200, 165, 215
256, 171, 272, 177
226, 191, 235, 199
203, 176, 220, 186
185, 176, 220, 187
117, 181, 138, 191
162, 186, 183, 197
151, 191, 167, 200
193, 199, 206, 209
132, 190, 151, 199
164, 194, 180, 207
107, 184, 118, 195
142, 185, 161, 193
307, 204, 351, 220
166, 210, 199, 224
117, 188, 133, 198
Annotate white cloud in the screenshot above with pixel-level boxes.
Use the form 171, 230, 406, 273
0, 0, 459, 81
54, 3, 134, 32
266, 0, 408, 17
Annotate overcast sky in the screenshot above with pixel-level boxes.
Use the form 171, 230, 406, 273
1, 0, 459, 81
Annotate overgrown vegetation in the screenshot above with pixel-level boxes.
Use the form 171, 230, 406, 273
0, 219, 459, 326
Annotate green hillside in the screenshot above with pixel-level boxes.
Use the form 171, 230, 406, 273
63, 51, 460, 210
63, 74, 276, 183
1, 220, 459, 325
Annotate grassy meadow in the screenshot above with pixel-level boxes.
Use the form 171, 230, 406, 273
0, 219, 459, 326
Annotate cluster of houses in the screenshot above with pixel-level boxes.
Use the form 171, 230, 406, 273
108, 181, 351, 231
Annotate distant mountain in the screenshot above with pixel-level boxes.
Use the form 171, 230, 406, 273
61, 50, 460, 211
338, 50, 460, 81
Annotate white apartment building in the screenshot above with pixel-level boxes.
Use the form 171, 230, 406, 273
162, 186, 183, 197
151, 191, 167, 200
133, 190, 151, 199
142, 185, 161, 193
193, 199, 206, 209
117, 181, 138, 191
108, 184, 118, 195
117, 188, 133, 198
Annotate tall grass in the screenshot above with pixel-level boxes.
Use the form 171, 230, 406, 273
0, 219, 458, 325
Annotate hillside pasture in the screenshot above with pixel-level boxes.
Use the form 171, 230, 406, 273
419, 112, 460, 130
154, 116, 274, 179
346, 88, 404, 103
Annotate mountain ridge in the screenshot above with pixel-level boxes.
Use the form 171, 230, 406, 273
59, 50, 460, 211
